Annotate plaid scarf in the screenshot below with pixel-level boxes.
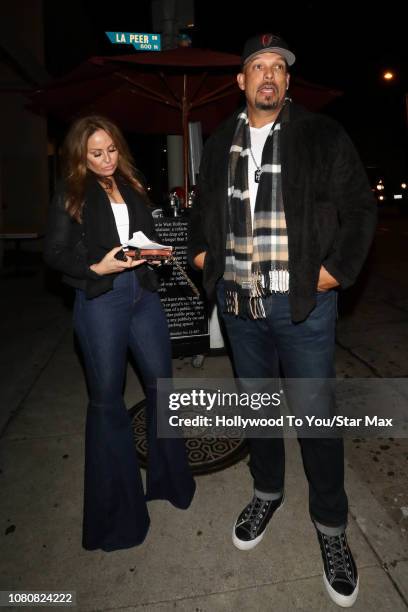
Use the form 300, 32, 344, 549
224, 104, 290, 319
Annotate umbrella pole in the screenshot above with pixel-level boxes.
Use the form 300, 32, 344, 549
182, 74, 189, 205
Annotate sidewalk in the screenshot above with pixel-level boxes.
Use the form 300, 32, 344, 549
1, 247, 408, 611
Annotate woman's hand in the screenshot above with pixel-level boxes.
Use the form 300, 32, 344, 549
90, 246, 145, 276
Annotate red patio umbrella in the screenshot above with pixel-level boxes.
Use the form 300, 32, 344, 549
30, 48, 341, 197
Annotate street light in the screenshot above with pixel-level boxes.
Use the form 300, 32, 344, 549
383, 71, 395, 81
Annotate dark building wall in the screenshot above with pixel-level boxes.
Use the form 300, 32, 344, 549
0, 0, 48, 242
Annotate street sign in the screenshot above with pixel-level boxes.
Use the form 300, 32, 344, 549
105, 32, 161, 51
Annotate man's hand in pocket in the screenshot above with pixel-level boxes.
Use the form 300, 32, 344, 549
317, 265, 339, 292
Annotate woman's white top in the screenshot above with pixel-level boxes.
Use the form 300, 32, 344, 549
110, 202, 129, 245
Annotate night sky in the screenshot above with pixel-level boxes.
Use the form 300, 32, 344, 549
43, 0, 408, 181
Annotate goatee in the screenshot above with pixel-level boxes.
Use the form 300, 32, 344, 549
255, 101, 279, 111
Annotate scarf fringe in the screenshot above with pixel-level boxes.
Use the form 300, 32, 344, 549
225, 269, 289, 319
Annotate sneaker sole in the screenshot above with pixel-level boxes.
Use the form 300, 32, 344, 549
323, 573, 359, 608
232, 498, 285, 551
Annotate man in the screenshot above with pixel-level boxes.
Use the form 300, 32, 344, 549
188, 33, 377, 607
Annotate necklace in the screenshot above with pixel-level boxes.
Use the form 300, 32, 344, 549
248, 108, 284, 183
249, 148, 262, 183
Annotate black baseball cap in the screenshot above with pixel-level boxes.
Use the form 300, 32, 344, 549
242, 33, 296, 67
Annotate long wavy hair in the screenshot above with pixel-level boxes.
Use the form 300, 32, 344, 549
62, 115, 146, 222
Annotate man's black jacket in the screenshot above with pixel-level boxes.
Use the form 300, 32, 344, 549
188, 103, 377, 322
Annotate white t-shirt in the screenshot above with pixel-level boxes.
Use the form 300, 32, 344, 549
110, 202, 129, 245
248, 121, 274, 222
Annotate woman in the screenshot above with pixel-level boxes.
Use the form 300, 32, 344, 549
45, 115, 195, 552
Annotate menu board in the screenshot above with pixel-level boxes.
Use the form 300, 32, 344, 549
154, 215, 209, 356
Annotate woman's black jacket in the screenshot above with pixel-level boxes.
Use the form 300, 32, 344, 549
44, 175, 159, 298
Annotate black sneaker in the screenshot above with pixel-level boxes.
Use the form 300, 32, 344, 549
315, 527, 359, 607
232, 494, 284, 550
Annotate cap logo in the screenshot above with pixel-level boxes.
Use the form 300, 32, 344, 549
261, 34, 273, 48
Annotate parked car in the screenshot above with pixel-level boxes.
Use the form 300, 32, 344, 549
391, 179, 408, 214
366, 166, 407, 213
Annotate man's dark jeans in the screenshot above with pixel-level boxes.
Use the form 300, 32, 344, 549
217, 281, 347, 528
